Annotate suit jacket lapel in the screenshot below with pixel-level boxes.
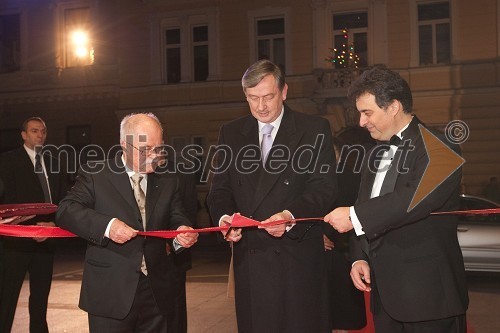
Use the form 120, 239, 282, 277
108, 156, 143, 229
42, 154, 60, 202
238, 116, 261, 200
357, 150, 377, 204
250, 106, 300, 214
379, 117, 422, 196
145, 173, 161, 227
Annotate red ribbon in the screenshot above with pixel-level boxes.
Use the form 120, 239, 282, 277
0, 203, 58, 218
0, 206, 499, 239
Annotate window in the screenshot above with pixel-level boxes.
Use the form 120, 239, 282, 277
155, 9, 218, 84
256, 18, 285, 72
162, 23, 210, 83
418, 2, 450, 65
165, 28, 181, 83
332, 12, 368, 69
64, 7, 93, 67
192, 26, 209, 81
0, 14, 20, 73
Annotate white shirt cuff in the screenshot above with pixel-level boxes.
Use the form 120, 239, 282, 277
283, 210, 295, 232
350, 206, 365, 236
218, 214, 231, 227
352, 259, 369, 268
104, 218, 116, 238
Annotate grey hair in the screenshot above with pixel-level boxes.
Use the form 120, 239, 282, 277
241, 59, 285, 92
120, 113, 163, 142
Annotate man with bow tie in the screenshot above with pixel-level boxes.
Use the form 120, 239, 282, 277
324, 66, 468, 333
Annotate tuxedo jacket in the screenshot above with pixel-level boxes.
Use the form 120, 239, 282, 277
0, 147, 65, 226
207, 106, 337, 333
56, 156, 191, 320
350, 117, 468, 322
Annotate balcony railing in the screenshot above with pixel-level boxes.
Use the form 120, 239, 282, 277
313, 68, 361, 98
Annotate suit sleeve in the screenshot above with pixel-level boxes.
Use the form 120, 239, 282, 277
167, 176, 193, 230
354, 136, 462, 239
56, 167, 113, 245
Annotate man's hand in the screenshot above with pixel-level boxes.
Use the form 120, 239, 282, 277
258, 211, 290, 238
350, 260, 371, 292
221, 215, 242, 243
323, 235, 335, 251
324, 207, 353, 233
109, 219, 138, 244
0, 215, 36, 225
33, 221, 55, 242
175, 225, 198, 248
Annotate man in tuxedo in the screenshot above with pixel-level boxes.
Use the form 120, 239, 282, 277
324, 66, 468, 332
0, 117, 66, 333
56, 113, 198, 332
207, 60, 337, 333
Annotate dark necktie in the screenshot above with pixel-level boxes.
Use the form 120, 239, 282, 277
35, 154, 51, 203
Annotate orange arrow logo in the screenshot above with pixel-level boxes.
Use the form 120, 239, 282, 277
408, 124, 465, 211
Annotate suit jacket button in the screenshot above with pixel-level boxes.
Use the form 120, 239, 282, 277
284, 179, 289, 185
249, 249, 255, 254
274, 249, 281, 255
372, 252, 377, 258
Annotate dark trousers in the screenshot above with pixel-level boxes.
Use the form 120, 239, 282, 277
168, 271, 187, 333
0, 239, 54, 333
88, 274, 168, 333
372, 284, 466, 333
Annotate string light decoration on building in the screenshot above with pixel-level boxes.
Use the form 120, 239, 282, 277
325, 28, 360, 69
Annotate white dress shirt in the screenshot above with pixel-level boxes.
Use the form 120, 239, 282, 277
351, 121, 411, 236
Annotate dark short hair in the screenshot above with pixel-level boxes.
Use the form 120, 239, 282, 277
347, 65, 413, 114
22, 117, 46, 132
242, 59, 285, 92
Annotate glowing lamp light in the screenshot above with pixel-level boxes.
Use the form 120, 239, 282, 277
69, 29, 93, 64
75, 46, 88, 58
72, 30, 88, 45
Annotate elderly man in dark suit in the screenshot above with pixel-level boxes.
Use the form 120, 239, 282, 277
207, 59, 337, 333
0, 117, 66, 333
56, 113, 198, 332
325, 66, 468, 333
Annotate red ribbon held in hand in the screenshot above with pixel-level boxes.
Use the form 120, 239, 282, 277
0, 205, 499, 239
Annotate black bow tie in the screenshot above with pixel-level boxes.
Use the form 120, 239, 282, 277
377, 135, 402, 148
389, 135, 402, 146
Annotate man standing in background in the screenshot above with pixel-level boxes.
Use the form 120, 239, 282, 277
0, 117, 66, 333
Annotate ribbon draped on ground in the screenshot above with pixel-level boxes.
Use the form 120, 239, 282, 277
0, 203, 499, 239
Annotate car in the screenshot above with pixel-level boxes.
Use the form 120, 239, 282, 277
457, 194, 500, 272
